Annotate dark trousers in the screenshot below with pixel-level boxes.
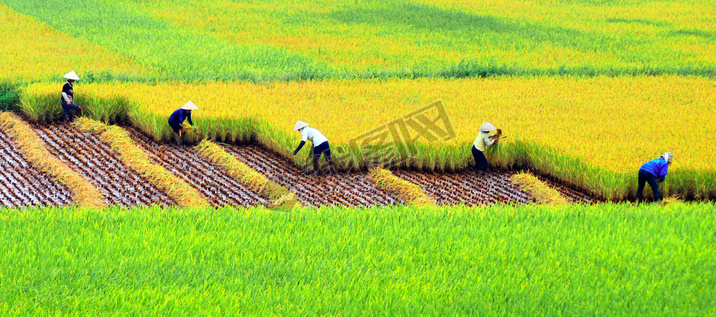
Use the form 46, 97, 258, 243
61, 100, 80, 116
472, 145, 488, 172
636, 169, 661, 202
311, 142, 337, 175
313, 141, 331, 160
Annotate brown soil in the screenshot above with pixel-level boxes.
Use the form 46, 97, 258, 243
2, 121, 598, 208
126, 127, 267, 207
225, 144, 399, 206
393, 170, 534, 205
33, 124, 175, 207
540, 178, 595, 204
0, 130, 71, 207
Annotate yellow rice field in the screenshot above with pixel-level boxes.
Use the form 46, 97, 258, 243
0, 3, 148, 82
24, 75, 716, 175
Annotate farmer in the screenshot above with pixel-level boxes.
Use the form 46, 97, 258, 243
636, 152, 673, 202
168, 101, 197, 145
472, 121, 501, 175
60, 71, 82, 124
292, 120, 338, 177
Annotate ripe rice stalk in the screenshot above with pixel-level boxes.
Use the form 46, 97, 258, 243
510, 172, 569, 206
0, 112, 105, 208
196, 139, 299, 208
74, 118, 208, 207
16, 76, 716, 201
368, 168, 434, 206
271, 192, 301, 210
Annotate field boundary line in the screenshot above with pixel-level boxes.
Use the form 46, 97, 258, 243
510, 172, 568, 206
74, 118, 209, 207
0, 112, 105, 207
196, 140, 300, 209
368, 168, 434, 206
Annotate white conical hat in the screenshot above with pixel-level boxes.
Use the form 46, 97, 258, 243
63, 71, 80, 81
293, 120, 309, 131
478, 121, 497, 132
181, 101, 198, 110
662, 152, 673, 163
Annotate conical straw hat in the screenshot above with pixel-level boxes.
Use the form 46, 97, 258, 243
293, 120, 309, 131
63, 71, 80, 81
662, 152, 673, 163
181, 101, 199, 110
478, 121, 497, 132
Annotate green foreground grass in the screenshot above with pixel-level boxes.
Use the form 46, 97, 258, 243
1, 204, 714, 315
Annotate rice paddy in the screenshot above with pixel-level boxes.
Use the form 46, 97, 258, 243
1, 0, 714, 314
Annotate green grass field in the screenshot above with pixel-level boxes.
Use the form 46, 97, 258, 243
2, 204, 714, 315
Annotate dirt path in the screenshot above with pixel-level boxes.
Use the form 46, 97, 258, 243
33, 124, 174, 207
0, 130, 71, 207
126, 127, 267, 207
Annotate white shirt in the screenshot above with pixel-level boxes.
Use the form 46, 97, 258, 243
301, 127, 328, 146
473, 131, 494, 151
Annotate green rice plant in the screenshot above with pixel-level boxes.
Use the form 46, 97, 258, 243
0, 81, 20, 111
19, 86, 131, 124
74, 118, 208, 207
0, 112, 105, 207
196, 139, 300, 209
1, 203, 714, 315
368, 168, 434, 206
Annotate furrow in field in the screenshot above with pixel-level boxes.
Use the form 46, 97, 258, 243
0, 129, 70, 207
33, 124, 174, 207
225, 144, 399, 207
393, 170, 534, 206
125, 127, 267, 207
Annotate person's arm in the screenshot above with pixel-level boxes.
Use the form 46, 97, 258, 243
658, 162, 668, 182
293, 130, 309, 155
483, 134, 495, 147
293, 141, 306, 155
186, 111, 193, 126
62, 83, 72, 103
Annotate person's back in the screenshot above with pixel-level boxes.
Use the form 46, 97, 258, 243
168, 109, 186, 124
301, 127, 328, 146
640, 158, 668, 181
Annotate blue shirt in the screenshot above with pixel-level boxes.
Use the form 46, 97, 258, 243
640, 158, 669, 181
168, 109, 193, 126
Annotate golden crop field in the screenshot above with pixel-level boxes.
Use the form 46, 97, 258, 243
0, 3, 148, 82
118, 0, 716, 74
2, 0, 715, 200
21, 75, 716, 199
1, 0, 714, 81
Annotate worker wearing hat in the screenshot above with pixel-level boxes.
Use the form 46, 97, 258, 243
636, 152, 673, 202
292, 121, 338, 177
472, 121, 499, 174
60, 71, 82, 123
168, 101, 198, 145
